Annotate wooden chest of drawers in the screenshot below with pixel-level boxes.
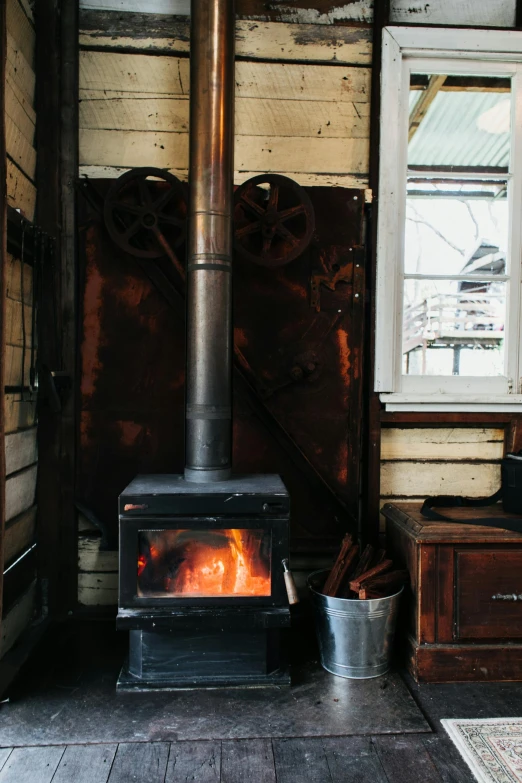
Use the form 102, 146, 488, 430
382, 502, 522, 683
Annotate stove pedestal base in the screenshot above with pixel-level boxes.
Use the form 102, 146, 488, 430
116, 628, 290, 691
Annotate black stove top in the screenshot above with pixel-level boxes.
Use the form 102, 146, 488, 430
119, 473, 289, 516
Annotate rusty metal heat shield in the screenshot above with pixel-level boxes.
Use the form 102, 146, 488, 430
185, 0, 235, 483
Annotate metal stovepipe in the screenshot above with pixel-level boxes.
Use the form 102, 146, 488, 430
184, 0, 235, 482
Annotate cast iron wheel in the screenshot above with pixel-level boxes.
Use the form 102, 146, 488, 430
104, 167, 187, 258
233, 174, 315, 267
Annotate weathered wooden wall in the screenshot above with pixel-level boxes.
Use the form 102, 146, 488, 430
3, 254, 38, 652
2, 0, 38, 656
5, 0, 36, 221
78, 21, 372, 188
76, 1, 522, 606
379, 427, 504, 530
79, 0, 517, 28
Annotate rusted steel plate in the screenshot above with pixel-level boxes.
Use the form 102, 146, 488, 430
78, 182, 365, 544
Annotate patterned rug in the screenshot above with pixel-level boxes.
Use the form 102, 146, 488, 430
442, 719, 522, 782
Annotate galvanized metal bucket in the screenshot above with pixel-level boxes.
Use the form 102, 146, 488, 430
308, 569, 403, 680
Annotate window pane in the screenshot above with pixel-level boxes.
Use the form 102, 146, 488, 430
404, 191, 509, 276
408, 73, 511, 169
403, 278, 505, 377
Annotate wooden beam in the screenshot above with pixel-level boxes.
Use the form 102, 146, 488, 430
409, 74, 446, 142
79, 10, 372, 65
0, 0, 8, 632
59, 0, 79, 613
411, 75, 511, 93
362, 0, 390, 547
34, 0, 62, 620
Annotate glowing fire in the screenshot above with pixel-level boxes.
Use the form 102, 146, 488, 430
137, 554, 147, 577
137, 528, 271, 598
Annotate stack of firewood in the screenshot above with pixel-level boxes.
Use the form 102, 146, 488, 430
322, 535, 408, 599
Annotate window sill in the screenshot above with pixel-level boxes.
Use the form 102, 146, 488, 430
380, 394, 522, 412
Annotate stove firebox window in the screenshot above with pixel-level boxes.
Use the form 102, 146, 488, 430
137, 528, 272, 598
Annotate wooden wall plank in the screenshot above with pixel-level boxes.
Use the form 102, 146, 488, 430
78, 0, 373, 24
4, 506, 36, 566
6, 254, 32, 303
5, 343, 32, 387
381, 461, 500, 498
17, 0, 33, 25
78, 164, 369, 188
381, 428, 504, 461
5, 113, 36, 180
79, 14, 372, 65
5, 428, 37, 475
6, 57, 36, 126
6, 80, 35, 149
79, 51, 371, 102
0, 581, 35, 656
6, 464, 37, 522
6, 158, 36, 220
78, 572, 118, 605
5, 298, 33, 349
1, 0, 8, 636
390, 0, 516, 27
80, 93, 370, 139
4, 393, 36, 434
6, 0, 35, 66
80, 128, 369, 176
6, 32, 35, 106
78, 536, 118, 572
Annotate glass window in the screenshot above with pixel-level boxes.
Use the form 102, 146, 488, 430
402, 73, 511, 380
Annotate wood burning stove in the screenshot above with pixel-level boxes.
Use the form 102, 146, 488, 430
117, 475, 291, 690
117, 0, 293, 690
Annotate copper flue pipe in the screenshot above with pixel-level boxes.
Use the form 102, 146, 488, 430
184, 0, 235, 482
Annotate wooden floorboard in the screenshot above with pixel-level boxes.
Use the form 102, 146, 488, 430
51, 744, 118, 783
423, 736, 474, 783
373, 736, 444, 783
107, 742, 170, 783
221, 739, 276, 783
0, 746, 65, 783
272, 738, 333, 783
0, 732, 479, 783
322, 737, 388, 783
165, 740, 221, 783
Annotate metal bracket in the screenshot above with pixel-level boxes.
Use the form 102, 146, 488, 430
311, 246, 364, 312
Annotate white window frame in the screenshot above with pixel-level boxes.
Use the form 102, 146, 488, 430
376, 27, 522, 412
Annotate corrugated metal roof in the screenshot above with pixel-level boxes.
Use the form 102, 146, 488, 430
408, 90, 511, 169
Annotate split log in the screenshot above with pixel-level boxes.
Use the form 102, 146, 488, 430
323, 534, 360, 597
350, 544, 374, 581
358, 570, 409, 600
349, 559, 393, 593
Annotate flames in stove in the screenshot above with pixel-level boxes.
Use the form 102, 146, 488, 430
137, 529, 271, 598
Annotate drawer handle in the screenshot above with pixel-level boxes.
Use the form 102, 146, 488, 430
492, 593, 522, 602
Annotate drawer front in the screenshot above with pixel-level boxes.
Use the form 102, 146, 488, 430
457, 549, 522, 639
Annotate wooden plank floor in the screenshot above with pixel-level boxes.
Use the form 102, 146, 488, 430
0, 735, 474, 782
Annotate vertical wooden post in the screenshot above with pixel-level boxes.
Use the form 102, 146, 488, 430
35, 0, 79, 616
362, 0, 391, 545
35, 0, 61, 617
59, 0, 79, 611
0, 0, 8, 625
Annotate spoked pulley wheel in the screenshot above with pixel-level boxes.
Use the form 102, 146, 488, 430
233, 174, 315, 267
103, 167, 187, 259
